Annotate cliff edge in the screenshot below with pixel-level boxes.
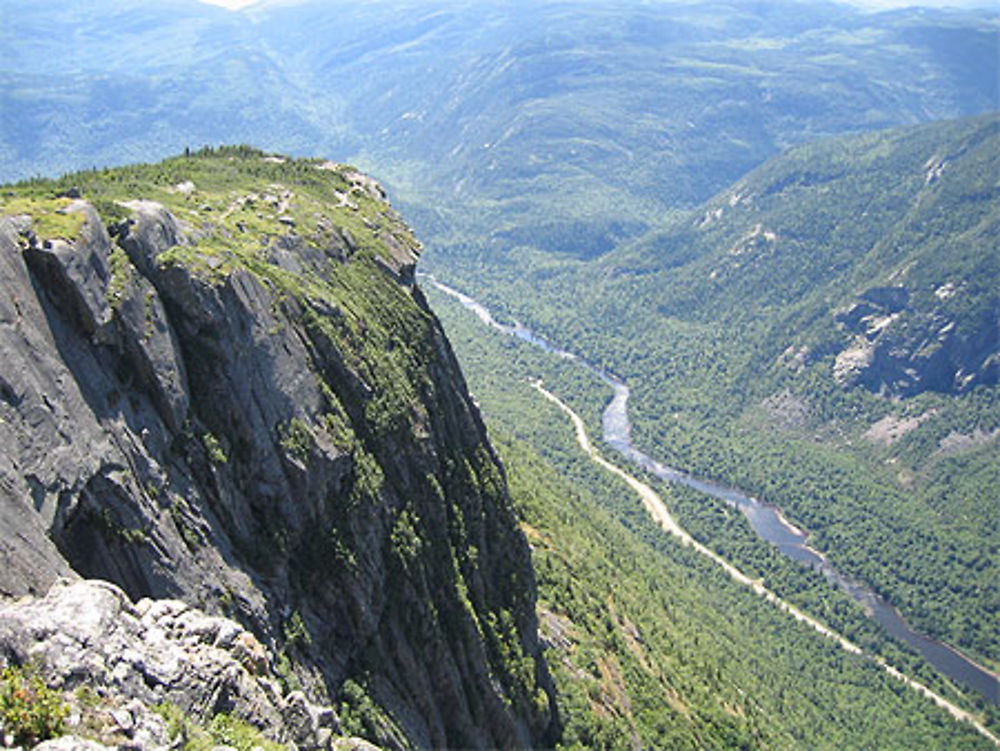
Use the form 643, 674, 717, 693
0, 148, 556, 749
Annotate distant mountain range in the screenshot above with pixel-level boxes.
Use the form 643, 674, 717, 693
2, 1, 999, 746
2, 0, 997, 248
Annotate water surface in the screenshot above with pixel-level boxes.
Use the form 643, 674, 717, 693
423, 274, 1000, 707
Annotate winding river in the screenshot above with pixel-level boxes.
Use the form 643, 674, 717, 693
421, 274, 1000, 713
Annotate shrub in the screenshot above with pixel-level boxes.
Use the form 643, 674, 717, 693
279, 418, 313, 462
201, 432, 228, 464
0, 665, 68, 746
155, 705, 285, 751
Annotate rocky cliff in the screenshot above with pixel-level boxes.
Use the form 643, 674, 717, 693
0, 148, 556, 749
833, 283, 998, 397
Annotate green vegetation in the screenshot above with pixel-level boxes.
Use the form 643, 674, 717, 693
336, 677, 407, 746
0, 195, 86, 242
169, 493, 205, 551
155, 704, 286, 751
428, 113, 1000, 678
204, 714, 286, 751
91, 506, 149, 547
425, 274, 998, 748
279, 418, 314, 462
1, 146, 413, 286
390, 509, 423, 565
282, 610, 313, 649
0, 665, 68, 747
201, 432, 228, 465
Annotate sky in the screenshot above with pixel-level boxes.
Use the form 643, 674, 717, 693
197, 0, 996, 8
199, 0, 257, 8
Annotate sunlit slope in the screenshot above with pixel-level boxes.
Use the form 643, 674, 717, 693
433, 112, 1000, 677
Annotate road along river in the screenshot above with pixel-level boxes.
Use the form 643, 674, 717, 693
421, 274, 1000, 742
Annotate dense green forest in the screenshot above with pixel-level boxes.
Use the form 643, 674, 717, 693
423, 280, 997, 748
423, 113, 1000, 676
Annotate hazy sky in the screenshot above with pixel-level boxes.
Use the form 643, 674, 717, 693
199, 0, 256, 8
197, 0, 995, 8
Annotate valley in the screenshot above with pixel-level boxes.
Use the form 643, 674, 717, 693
423, 274, 999, 748
1, 0, 998, 748
421, 113, 1000, 681
423, 271, 1000, 710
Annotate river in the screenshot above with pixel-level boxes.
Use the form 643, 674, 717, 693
421, 273, 1000, 710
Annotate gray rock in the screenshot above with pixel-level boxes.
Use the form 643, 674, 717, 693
833, 284, 998, 396
35, 736, 114, 751
0, 579, 339, 749
114, 270, 190, 433
22, 202, 115, 344
116, 200, 188, 278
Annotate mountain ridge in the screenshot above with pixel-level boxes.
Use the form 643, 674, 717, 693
0, 148, 557, 749
428, 112, 1000, 680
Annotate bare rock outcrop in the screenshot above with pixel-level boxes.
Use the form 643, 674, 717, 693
833, 284, 999, 397
0, 579, 351, 750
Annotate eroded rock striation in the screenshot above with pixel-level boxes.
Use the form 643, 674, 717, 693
0, 149, 556, 749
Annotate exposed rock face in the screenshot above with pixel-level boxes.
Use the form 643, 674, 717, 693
833, 284, 998, 397
0, 151, 556, 749
0, 579, 344, 750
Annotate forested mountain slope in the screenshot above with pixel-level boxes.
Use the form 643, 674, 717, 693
424, 277, 999, 750
441, 113, 1000, 678
1, 147, 994, 750
597, 112, 999, 399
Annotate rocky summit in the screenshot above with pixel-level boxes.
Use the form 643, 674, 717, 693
0, 148, 557, 750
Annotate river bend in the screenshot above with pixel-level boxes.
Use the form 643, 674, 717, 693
421, 273, 1000, 712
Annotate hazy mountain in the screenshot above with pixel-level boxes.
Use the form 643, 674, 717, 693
1, 0, 996, 259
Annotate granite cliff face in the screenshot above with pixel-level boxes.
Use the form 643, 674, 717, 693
0, 149, 556, 749
833, 284, 999, 397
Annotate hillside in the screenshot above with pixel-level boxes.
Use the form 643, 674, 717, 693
432, 113, 1000, 682
0, 149, 556, 750
423, 278, 998, 749
1, 0, 997, 264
